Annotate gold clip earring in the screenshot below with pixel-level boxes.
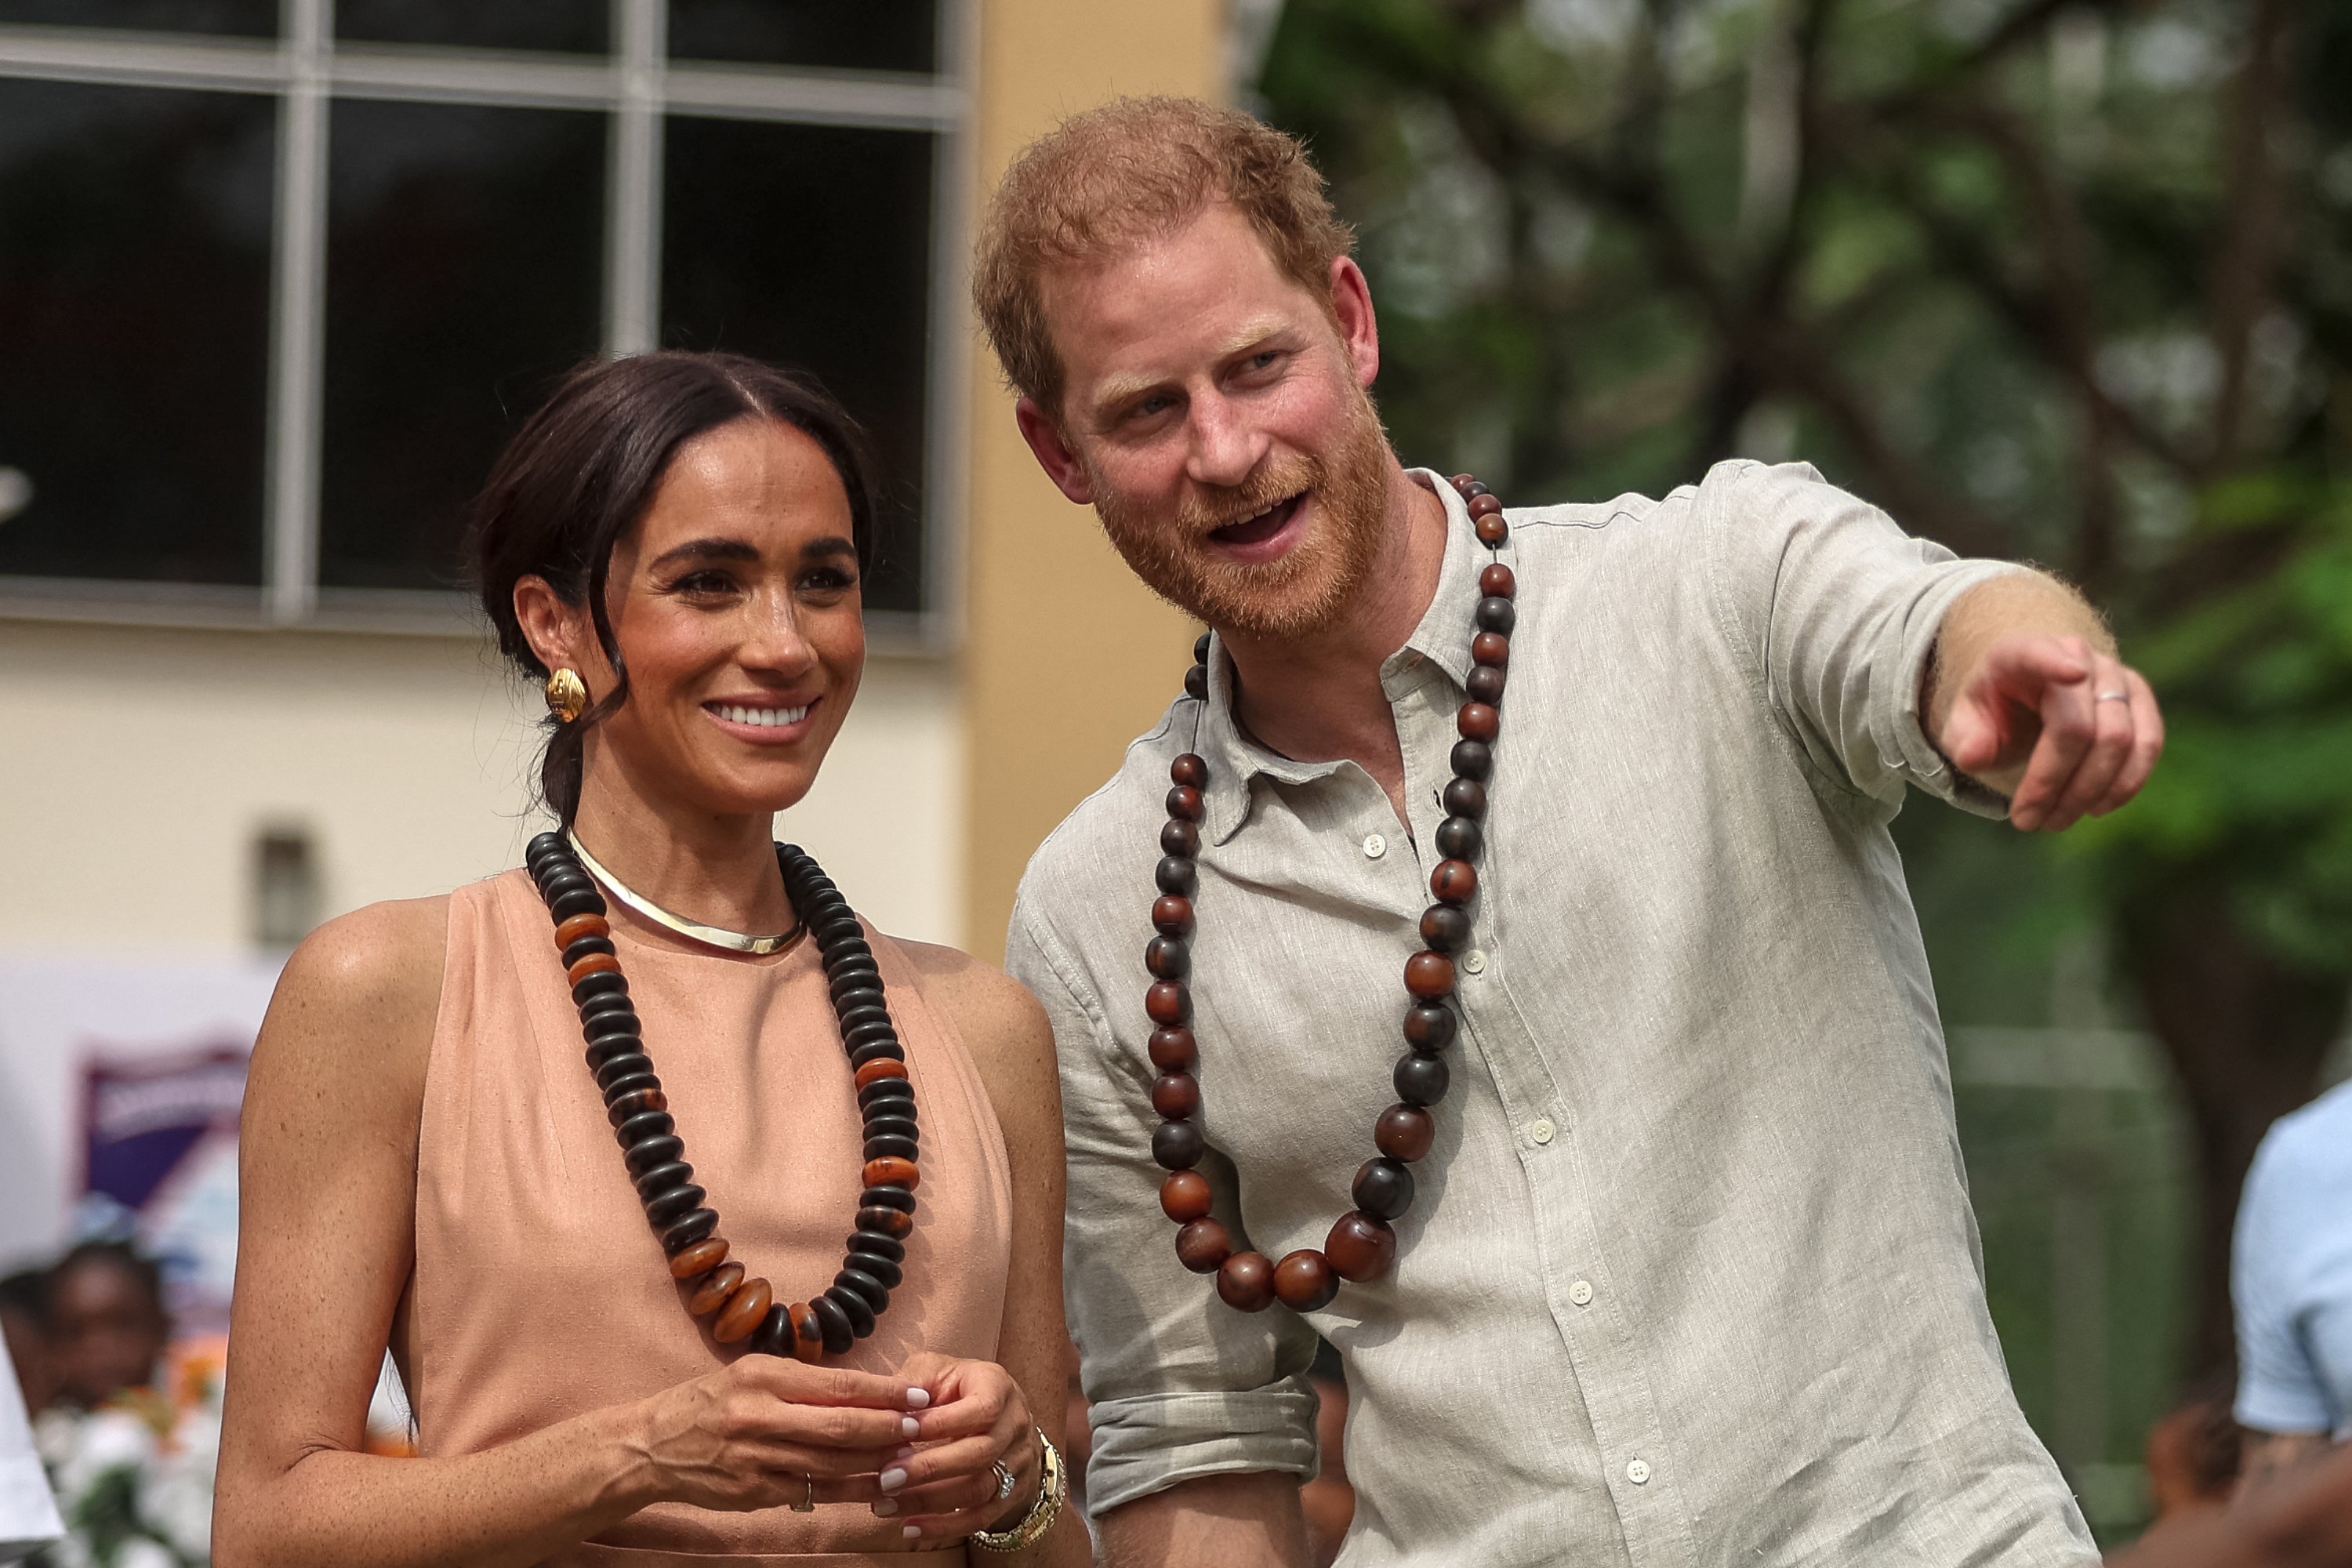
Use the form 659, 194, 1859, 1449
545, 668, 588, 724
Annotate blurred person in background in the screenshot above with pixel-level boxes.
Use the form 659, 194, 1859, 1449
41, 1244, 167, 1415
0, 1273, 55, 1421
0, 1269, 62, 1565
979, 98, 2162, 1567
2144, 1376, 2243, 1526
212, 353, 1085, 1567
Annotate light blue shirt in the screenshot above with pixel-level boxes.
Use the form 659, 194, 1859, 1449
2234, 1078, 2352, 1436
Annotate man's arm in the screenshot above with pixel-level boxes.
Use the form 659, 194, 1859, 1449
1099, 1473, 1310, 1568
2238, 1431, 2338, 1500
1923, 572, 2164, 832
2112, 1439, 2352, 1567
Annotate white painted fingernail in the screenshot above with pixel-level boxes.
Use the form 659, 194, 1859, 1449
903, 1525, 921, 1540
880, 1468, 909, 1494
873, 1499, 898, 1517
906, 1388, 931, 1409
901, 1415, 920, 1439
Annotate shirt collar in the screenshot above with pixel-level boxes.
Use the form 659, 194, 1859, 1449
1196, 469, 1497, 846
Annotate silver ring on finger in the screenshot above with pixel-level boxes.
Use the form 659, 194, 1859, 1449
793, 1473, 815, 1513
2096, 691, 2129, 702
990, 1461, 1017, 1503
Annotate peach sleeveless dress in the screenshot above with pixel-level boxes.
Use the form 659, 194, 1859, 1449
412, 869, 1015, 1566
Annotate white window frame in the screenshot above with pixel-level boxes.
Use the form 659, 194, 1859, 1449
0, 0, 970, 651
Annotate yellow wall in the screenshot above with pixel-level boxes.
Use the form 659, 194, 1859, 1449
960, 0, 1220, 961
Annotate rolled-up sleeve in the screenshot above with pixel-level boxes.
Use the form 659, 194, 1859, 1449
2233, 1119, 2341, 1435
1701, 459, 2025, 819
1007, 891, 1319, 1516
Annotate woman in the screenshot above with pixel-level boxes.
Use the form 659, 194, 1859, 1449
213, 353, 1085, 1566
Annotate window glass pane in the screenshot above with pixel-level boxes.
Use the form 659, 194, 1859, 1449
667, 0, 937, 74
336, 0, 607, 54
0, 0, 274, 34
662, 118, 934, 615
320, 101, 604, 592
0, 80, 272, 586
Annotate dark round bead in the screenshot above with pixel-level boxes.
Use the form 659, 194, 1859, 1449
1480, 562, 1515, 599
1217, 1251, 1276, 1312
1462, 478, 1490, 498
1145, 982, 1190, 1026
644, 1184, 706, 1225
1395, 1052, 1451, 1106
858, 1078, 916, 1112
861, 1185, 917, 1214
1435, 816, 1485, 861
659, 1207, 719, 1255
1375, 1104, 1437, 1162
1150, 1073, 1201, 1120
1466, 492, 1503, 519
1403, 1004, 1457, 1052
746, 1304, 794, 1359
1475, 596, 1517, 634
562, 934, 617, 966
834, 1267, 891, 1313
1274, 1249, 1339, 1312
809, 1292, 855, 1355
1465, 666, 1506, 706
633, 1161, 694, 1200
838, 1003, 893, 1033
1443, 777, 1487, 819
1471, 631, 1510, 668
1419, 904, 1472, 952
1160, 818, 1201, 858
848, 1232, 906, 1266
844, 1250, 902, 1289
858, 1205, 916, 1238
549, 886, 606, 921
624, 1134, 684, 1174
1145, 936, 1190, 980
826, 967, 882, 1006
1449, 473, 1476, 495
615, 1109, 674, 1146
1183, 664, 1210, 702
848, 1040, 907, 1070
537, 868, 593, 901
1352, 1157, 1416, 1220
1450, 739, 1492, 780
1166, 786, 1204, 822
844, 1019, 900, 1052
862, 1114, 919, 1142
579, 990, 637, 1022
1172, 751, 1208, 787
1160, 1169, 1214, 1223
525, 830, 568, 866
601, 1070, 662, 1105
572, 970, 629, 1005
1457, 702, 1500, 742
1430, 859, 1479, 906
585, 1034, 642, 1070
825, 1283, 877, 1338
1152, 1120, 1206, 1171
1175, 1217, 1232, 1273
1152, 895, 1195, 938
1156, 856, 1200, 897
831, 985, 885, 1017
593, 1053, 655, 1092
863, 1135, 919, 1162
1192, 633, 1212, 666
1403, 951, 1456, 1000
1149, 1027, 1198, 1071
1325, 1211, 1398, 1283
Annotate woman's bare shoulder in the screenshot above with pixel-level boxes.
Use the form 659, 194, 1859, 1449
253, 895, 451, 1104
884, 938, 1060, 1142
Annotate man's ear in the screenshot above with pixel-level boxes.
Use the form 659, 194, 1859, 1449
514, 575, 593, 681
1328, 256, 1381, 389
1015, 397, 1095, 506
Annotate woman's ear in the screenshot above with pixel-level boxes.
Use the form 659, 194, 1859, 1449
514, 575, 591, 681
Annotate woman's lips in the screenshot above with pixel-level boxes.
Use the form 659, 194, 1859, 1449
702, 699, 818, 743
1207, 492, 1307, 561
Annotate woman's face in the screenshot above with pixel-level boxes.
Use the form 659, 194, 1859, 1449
570, 416, 866, 821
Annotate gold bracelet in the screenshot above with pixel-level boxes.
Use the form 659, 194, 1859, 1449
970, 1427, 1067, 1553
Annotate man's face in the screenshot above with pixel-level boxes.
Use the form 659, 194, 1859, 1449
1029, 202, 1392, 640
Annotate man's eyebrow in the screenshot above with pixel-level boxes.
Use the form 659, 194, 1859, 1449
1089, 318, 1300, 421
648, 536, 760, 570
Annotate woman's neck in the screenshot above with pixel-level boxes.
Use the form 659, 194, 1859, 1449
566, 764, 797, 937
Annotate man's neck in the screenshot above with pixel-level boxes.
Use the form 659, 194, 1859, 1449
1219, 463, 1450, 824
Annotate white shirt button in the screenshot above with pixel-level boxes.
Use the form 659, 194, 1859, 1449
1569, 1279, 1594, 1307
1627, 1459, 1651, 1485
1461, 949, 1487, 975
1530, 1118, 1555, 1145
1362, 833, 1387, 859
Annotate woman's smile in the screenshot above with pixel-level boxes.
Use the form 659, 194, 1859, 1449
702, 696, 818, 741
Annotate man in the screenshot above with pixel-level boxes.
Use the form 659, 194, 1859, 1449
2231, 1080, 2352, 1496
978, 96, 2160, 1566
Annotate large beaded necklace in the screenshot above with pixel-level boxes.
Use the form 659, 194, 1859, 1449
1142, 474, 1515, 1313
525, 831, 920, 1362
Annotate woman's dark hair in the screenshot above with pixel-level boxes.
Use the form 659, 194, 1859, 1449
469, 351, 880, 825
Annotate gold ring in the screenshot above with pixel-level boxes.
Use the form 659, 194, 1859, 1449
792, 1473, 815, 1512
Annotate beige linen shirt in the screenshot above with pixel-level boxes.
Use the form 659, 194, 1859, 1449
1007, 461, 2097, 1566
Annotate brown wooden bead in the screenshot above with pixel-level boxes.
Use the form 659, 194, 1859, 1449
1160, 1169, 1214, 1223
1403, 951, 1457, 1000
1152, 895, 1195, 938
567, 951, 622, 985
1420, 904, 1472, 951
862, 1156, 920, 1191
713, 1277, 772, 1343
606, 1087, 668, 1123
858, 1205, 915, 1238
1171, 753, 1208, 788
788, 1302, 826, 1363
1325, 1211, 1397, 1283
1457, 702, 1500, 742
1472, 631, 1510, 667
1467, 492, 1503, 518
1450, 472, 1476, 493
1160, 818, 1201, 857
1145, 982, 1191, 1026
1175, 1217, 1232, 1273
1150, 1072, 1201, 1119
854, 1058, 909, 1090
1145, 936, 1190, 980
687, 1261, 746, 1316
1274, 1249, 1339, 1312
1217, 1250, 1276, 1312
554, 913, 610, 949
667, 1237, 729, 1279
1375, 1103, 1436, 1161
1475, 512, 1509, 546
1466, 666, 1506, 706
1166, 785, 1205, 822
1148, 1026, 1198, 1071
1480, 562, 1515, 599
1430, 859, 1478, 905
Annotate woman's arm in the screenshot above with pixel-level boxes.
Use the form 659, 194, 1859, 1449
213, 899, 925, 1568
883, 946, 1091, 1566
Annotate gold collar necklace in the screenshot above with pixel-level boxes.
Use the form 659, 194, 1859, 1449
565, 832, 807, 956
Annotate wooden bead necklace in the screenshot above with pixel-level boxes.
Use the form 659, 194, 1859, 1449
526, 831, 920, 1362
1142, 474, 1515, 1313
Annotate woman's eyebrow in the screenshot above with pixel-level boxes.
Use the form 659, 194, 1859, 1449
648, 536, 761, 569
800, 536, 858, 561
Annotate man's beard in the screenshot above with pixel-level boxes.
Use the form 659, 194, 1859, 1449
1088, 383, 1392, 641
